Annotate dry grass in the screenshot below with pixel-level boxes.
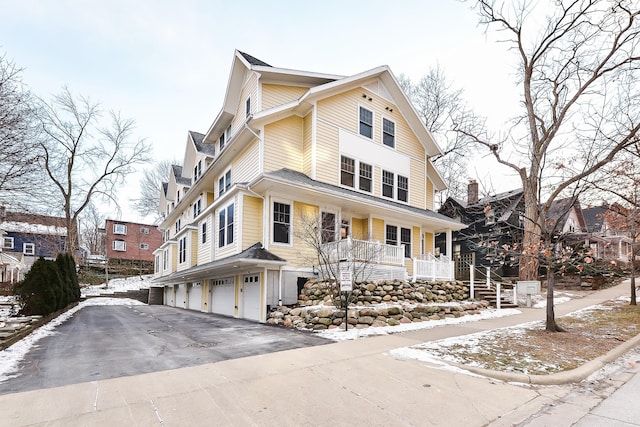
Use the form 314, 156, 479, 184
417, 298, 640, 375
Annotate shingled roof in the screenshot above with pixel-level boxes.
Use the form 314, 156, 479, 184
238, 51, 272, 67
189, 131, 215, 156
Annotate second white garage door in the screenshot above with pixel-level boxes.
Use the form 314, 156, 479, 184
187, 283, 202, 311
242, 274, 261, 321
211, 278, 235, 317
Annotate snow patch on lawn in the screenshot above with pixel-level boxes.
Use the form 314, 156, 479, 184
316, 308, 521, 341
81, 275, 154, 296
0, 298, 144, 384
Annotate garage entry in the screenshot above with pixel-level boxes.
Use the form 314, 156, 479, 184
187, 282, 202, 311
211, 277, 235, 317
242, 274, 262, 321
175, 284, 187, 309
164, 286, 175, 307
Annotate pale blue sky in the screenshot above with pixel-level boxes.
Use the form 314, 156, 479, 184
1, 0, 518, 221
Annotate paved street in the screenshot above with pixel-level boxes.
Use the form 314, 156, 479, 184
0, 304, 329, 395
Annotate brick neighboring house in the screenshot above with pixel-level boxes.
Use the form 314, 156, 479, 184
105, 220, 162, 274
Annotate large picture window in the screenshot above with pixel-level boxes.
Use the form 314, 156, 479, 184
273, 202, 291, 244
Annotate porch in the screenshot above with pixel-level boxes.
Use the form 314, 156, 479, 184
320, 238, 455, 281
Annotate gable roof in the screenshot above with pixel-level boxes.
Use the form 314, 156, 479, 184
0, 211, 67, 235
583, 205, 607, 233
171, 165, 191, 187
237, 51, 271, 67
546, 197, 587, 232
189, 131, 215, 156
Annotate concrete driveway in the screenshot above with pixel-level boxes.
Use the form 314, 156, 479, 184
0, 304, 329, 395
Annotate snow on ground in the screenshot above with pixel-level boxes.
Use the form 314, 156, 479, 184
316, 308, 522, 341
81, 275, 154, 297
0, 298, 144, 384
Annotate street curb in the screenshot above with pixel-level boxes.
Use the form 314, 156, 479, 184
449, 331, 640, 385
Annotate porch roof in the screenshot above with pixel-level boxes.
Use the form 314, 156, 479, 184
152, 242, 286, 285
250, 168, 466, 232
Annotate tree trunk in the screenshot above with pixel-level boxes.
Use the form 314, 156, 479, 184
631, 248, 637, 306
520, 185, 541, 281
545, 267, 565, 332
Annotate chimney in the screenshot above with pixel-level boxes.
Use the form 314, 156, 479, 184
468, 180, 478, 204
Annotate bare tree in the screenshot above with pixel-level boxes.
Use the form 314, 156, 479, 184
36, 87, 151, 255
295, 211, 383, 308
79, 202, 106, 255
0, 53, 39, 204
458, 0, 640, 331
130, 159, 175, 223
399, 67, 479, 204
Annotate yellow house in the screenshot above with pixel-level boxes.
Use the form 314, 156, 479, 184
152, 50, 465, 322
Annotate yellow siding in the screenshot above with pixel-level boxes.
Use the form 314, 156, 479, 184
233, 139, 260, 183
197, 215, 212, 265
206, 192, 214, 205
412, 227, 421, 259
242, 195, 263, 248
424, 232, 434, 254
191, 230, 198, 266
317, 88, 360, 135
426, 179, 434, 211
371, 218, 384, 242
302, 112, 312, 176
231, 72, 258, 137
410, 159, 426, 208
262, 84, 307, 110
171, 247, 177, 271
315, 120, 339, 184
263, 116, 303, 173
267, 201, 318, 268
351, 218, 369, 240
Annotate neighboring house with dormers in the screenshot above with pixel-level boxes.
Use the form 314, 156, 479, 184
152, 51, 466, 322
105, 219, 162, 274
0, 206, 69, 279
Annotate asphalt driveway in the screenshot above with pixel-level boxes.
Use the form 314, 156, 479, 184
0, 303, 329, 395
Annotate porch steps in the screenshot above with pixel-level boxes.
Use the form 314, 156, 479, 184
474, 288, 519, 308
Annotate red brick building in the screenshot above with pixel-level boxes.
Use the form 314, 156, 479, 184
105, 220, 162, 273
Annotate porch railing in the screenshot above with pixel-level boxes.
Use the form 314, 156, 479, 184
413, 253, 454, 281
320, 237, 405, 266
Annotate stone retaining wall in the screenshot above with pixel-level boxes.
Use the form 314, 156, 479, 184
267, 278, 488, 330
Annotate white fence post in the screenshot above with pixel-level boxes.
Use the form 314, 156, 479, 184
470, 264, 475, 299
496, 283, 501, 310
486, 267, 491, 289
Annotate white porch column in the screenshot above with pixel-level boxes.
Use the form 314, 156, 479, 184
445, 229, 452, 258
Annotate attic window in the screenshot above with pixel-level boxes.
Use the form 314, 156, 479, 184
2, 236, 13, 249
484, 203, 495, 225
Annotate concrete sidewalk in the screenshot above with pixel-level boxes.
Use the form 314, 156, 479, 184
0, 281, 638, 426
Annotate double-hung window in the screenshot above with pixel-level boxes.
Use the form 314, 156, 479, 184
397, 175, 408, 202
2, 236, 14, 249
382, 170, 395, 198
218, 204, 234, 247
23, 243, 35, 255
359, 162, 372, 192
163, 249, 168, 270
273, 202, 291, 244
246, 97, 251, 118
201, 222, 207, 244
385, 225, 397, 247
219, 170, 232, 196
113, 223, 127, 235
140, 243, 149, 250
383, 118, 395, 148
179, 237, 186, 263
193, 199, 201, 218
359, 107, 373, 138
401, 227, 411, 258
340, 156, 355, 187
113, 240, 126, 251
219, 133, 225, 151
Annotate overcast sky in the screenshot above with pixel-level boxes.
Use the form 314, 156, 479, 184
1, 0, 521, 222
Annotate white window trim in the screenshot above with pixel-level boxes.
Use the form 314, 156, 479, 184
140, 243, 149, 250
113, 223, 127, 235
140, 227, 150, 234
217, 203, 235, 248
358, 105, 374, 139
339, 155, 373, 194
2, 236, 14, 249
271, 198, 293, 246
382, 116, 396, 148
112, 240, 126, 251
23, 242, 35, 255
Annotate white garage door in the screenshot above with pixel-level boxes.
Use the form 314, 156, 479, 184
211, 278, 235, 317
175, 284, 187, 308
164, 286, 174, 307
242, 274, 261, 321
188, 283, 202, 311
